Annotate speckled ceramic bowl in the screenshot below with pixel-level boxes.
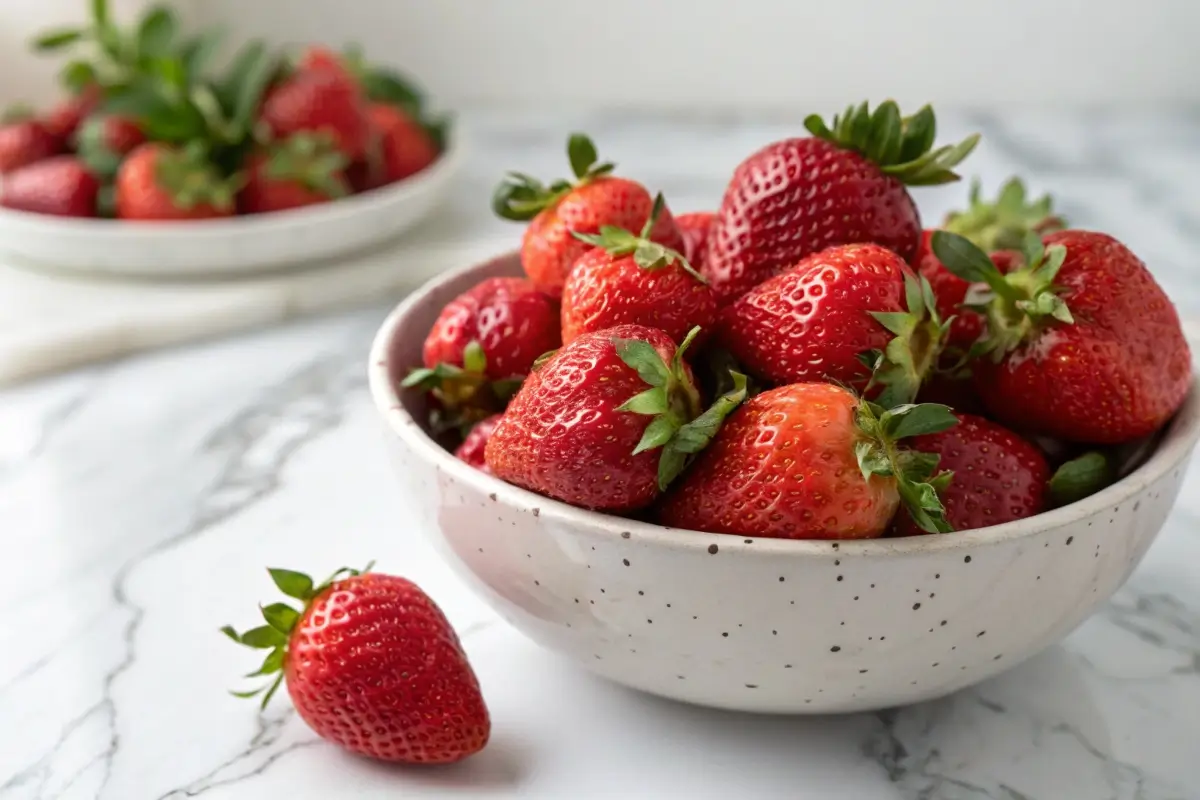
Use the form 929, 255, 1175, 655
368, 252, 1200, 714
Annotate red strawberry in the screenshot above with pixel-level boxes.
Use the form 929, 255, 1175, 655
676, 211, 714, 267
74, 114, 146, 180
892, 413, 1050, 536
658, 384, 956, 538
223, 564, 489, 764
364, 103, 438, 185
297, 45, 355, 80
562, 195, 718, 346
455, 414, 502, 473
42, 86, 101, 141
260, 69, 370, 160
492, 133, 685, 298
405, 277, 560, 432
932, 230, 1192, 443
115, 143, 240, 221
485, 325, 746, 512
717, 243, 948, 406
239, 134, 349, 214
705, 101, 978, 304
0, 156, 98, 217
0, 119, 62, 174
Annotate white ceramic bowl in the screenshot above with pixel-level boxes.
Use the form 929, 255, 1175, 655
369, 252, 1200, 714
0, 130, 463, 279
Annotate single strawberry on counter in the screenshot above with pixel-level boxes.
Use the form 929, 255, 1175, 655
563, 194, 718, 346
0, 155, 99, 217
931, 230, 1191, 443
676, 211, 714, 268
492, 133, 685, 298
239, 133, 349, 214
0, 118, 62, 174
404, 277, 560, 433
658, 384, 957, 539
115, 142, 240, 220
485, 325, 747, 512
718, 243, 949, 406
223, 563, 490, 764
260, 68, 370, 161
455, 414, 503, 473
892, 413, 1050, 536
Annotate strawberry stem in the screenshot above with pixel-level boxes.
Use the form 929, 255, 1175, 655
492, 132, 615, 221
570, 193, 706, 284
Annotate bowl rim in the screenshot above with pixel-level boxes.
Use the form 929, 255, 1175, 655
368, 251, 1200, 559
0, 127, 463, 237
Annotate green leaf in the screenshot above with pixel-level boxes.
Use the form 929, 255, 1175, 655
153, 56, 187, 94
612, 338, 670, 388
363, 68, 425, 116
92, 0, 110, 25
260, 603, 300, 634
670, 372, 748, 454
1049, 451, 1114, 507
895, 449, 942, 483
930, 231, 1007, 287
632, 241, 670, 270
898, 105, 936, 163
60, 60, 98, 93
96, 23, 125, 62
871, 311, 916, 337
231, 686, 266, 699
220, 625, 242, 643
868, 100, 902, 165
260, 673, 285, 710
232, 44, 277, 134
656, 447, 688, 493
632, 414, 679, 455
33, 28, 85, 51
401, 367, 438, 389
618, 386, 669, 416
897, 479, 953, 533
803, 114, 834, 140
245, 647, 285, 677
855, 440, 892, 480
136, 6, 178, 61
462, 340, 487, 374
268, 568, 314, 600
886, 403, 958, 440
567, 133, 597, 180
238, 625, 287, 649
181, 28, 226, 83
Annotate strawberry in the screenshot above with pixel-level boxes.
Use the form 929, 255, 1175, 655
362, 103, 439, 186
932, 230, 1192, 443
42, 86, 101, 141
74, 114, 146, 180
717, 243, 948, 406
223, 563, 489, 764
0, 119, 62, 174
0, 156, 99, 217
404, 277, 560, 433
562, 195, 718, 346
260, 69, 370, 160
116, 143, 240, 221
704, 101, 978, 304
492, 133, 685, 298
658, 384, 957, 538
455, 414, 502, 473
239, 134, 349, 214
676, 211, 714, 267
297, 45, 355, 80
892, 413, 1050, 536
485, 325, 746, 512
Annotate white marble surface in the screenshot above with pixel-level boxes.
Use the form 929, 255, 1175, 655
3, 108, 1200, 800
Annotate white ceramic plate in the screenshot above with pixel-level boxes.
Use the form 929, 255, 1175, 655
0, 130, 464, 279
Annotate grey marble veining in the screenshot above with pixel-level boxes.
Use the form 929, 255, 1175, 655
3, 107, 1200, 800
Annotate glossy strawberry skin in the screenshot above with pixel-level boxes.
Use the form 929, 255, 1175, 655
893, 414, 1049, 536
260, 70, 370, 160
676, 211, 715, 268
975, 230, 1191, 443
485, 324, 680, 512
0, 121, 62, 174
561, 247, 718, 346
423, 277, 561, 379
521, 177, 685, 298
455, 414, 502, 473
115, 144, 232, 221
239, 151, 346, 214
285, 573, 490, 764
43, 86, 101, 141
0, 156, 98, 217
717, 243, 908, 390
369, 103, 438, 184
658, 383, 899, 539
705, 137, 921, 304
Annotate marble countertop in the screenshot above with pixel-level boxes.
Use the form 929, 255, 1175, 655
3, 108, 1200, 800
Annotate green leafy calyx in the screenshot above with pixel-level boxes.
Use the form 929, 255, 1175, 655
491, 132, 615, 221
222, 561, 374, 709
862, 271, 950, 409
153, 141, 243, 211
944, 177, 1067, 253
804, 100, 979, 186
402, 341, 522, 436
854, 401, 958, 533
1048, 451, 1115, 508
571, 193, 705, 283
263, 133, 349, 198
931, 230, 1073, 359
613, 327, 747, 490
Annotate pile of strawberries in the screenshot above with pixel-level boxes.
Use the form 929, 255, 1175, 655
408, 101, 1193, 540
0, 1, 445, 220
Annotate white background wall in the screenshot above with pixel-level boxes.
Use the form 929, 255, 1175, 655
3, 0, 1199, 110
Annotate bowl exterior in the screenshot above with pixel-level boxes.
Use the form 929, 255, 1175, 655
371, 253, 1199, 714
0, 132, 462, 278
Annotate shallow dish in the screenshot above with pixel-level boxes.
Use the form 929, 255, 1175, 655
368, 251, 1200, 714
0, 130, 463, 279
